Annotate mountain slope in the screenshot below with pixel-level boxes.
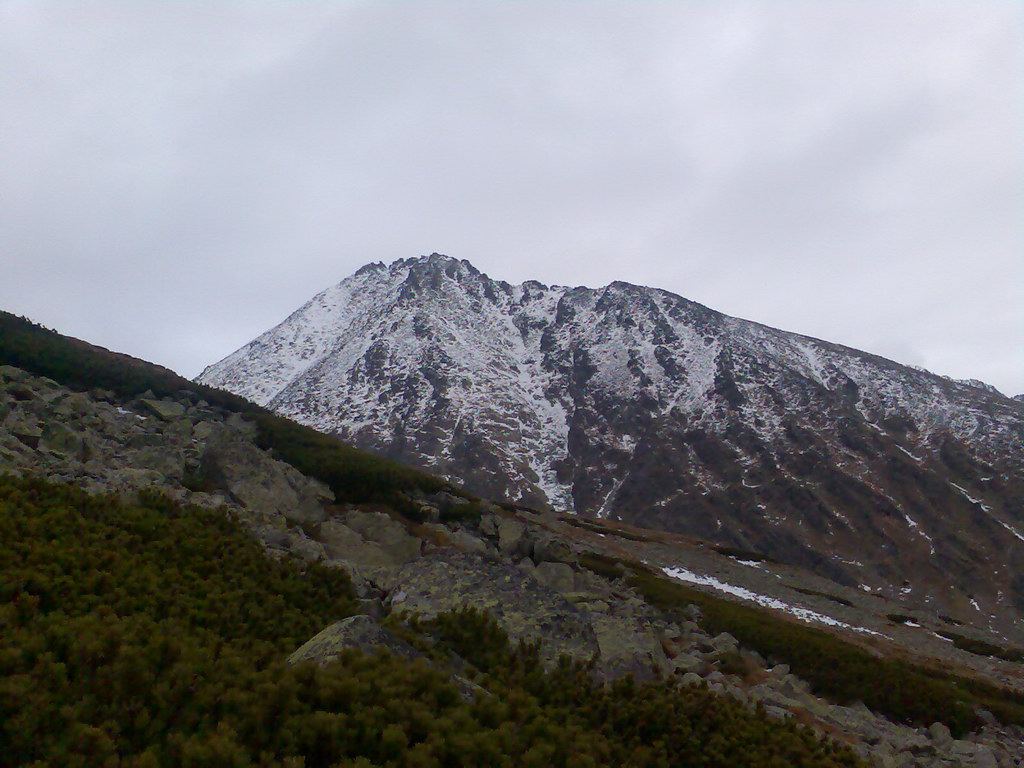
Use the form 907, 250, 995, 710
198, 254, 1024, 629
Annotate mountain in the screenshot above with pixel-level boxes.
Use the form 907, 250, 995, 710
6, 310, 1024, 765
198, 254, 1024, 631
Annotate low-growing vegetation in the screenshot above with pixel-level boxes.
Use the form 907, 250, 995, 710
579, 553, 1024, 736
791, 587, 854, 607
564, 518, 656, 542
0, 475, 865, 767
438, 501, 486, 524
936, 631, 1024, 664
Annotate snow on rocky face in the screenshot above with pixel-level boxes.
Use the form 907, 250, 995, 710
199, 254, 1024, 628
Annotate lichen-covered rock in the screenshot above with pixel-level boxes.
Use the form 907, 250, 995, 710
496, 517, 525, 555
381, 551, 599, 668
138, 398, 186, 421
288, 615, 421, 666
195, 432, 332, 525
589, 612, 670, 682
319, 516, 419, 570
533, 561, 575, 593
339, 510, 421, 563
531, 533, 575, 564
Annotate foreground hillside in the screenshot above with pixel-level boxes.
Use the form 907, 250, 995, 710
197, 255, 1024, 634
4, 476, 869, 767
2, 311, 1023, 766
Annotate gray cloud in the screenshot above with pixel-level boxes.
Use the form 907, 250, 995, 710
2, 1, 1021, 394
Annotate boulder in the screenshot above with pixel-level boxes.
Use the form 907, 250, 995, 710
341, 510, 421, 562
445, 529, 488, 554
379, 551, 599, 669
589, 612, 671, 682
50, 392, 92, 418
9, 419, 42, 450
928, 722, 953, 748
532, 533, 575, 564
194, 433, 332, 525
288, 615, 422, 666
138, 398, 186, 421
710, 632, 738, 654
192, 420, 220, 442
319, 517, 419, 570
671, 652, 706, 675
533, 561, 575, 593
681, 672, 703, 686
497, 517, 526, 555
8, 383, 39, 402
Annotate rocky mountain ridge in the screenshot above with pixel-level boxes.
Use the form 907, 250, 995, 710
198, 254, 1024, 631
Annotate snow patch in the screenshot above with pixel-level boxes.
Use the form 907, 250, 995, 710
662, 566, 885, 637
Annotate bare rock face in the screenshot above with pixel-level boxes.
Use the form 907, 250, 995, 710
198, 254, 1024, 627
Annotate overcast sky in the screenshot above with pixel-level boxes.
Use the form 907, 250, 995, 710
2, 2, 1022, 395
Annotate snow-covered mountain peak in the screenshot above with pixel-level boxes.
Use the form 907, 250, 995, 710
199, 255, 1024, 624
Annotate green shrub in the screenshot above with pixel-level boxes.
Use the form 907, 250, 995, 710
439, 502, 485, 523
791, 587, 853, 607
936, 631, 1024, 663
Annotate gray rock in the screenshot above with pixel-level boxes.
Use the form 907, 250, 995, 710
378, 551, 599, 669
972, 744, 998, 768
418, 504, 441, 523
590, 611, 670, 681
533, 561, 576, 593
929, 722, 953, 747
430, 491, 464, 512
478, 513, 499, 538
532, 533, 575, 564
192, 420, 220, 442
281, 531, 326, 562
671, 652, 706, 675
681, 672, 703, 686
445, 529, 488, 554
8, 382, 40, 402
342, 510, 421, 562
710, 632, 738, 654
9, 419, 42, 449
50, 392, 92, 417
138, 398, 186, 420
497, 517, 525, 555
195, 433, 331, 525
288, 615, 421, 666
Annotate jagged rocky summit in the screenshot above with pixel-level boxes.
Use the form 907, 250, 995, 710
198, 254, 1024, 628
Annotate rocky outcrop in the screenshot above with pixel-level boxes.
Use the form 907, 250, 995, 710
0, 366, 333, 547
